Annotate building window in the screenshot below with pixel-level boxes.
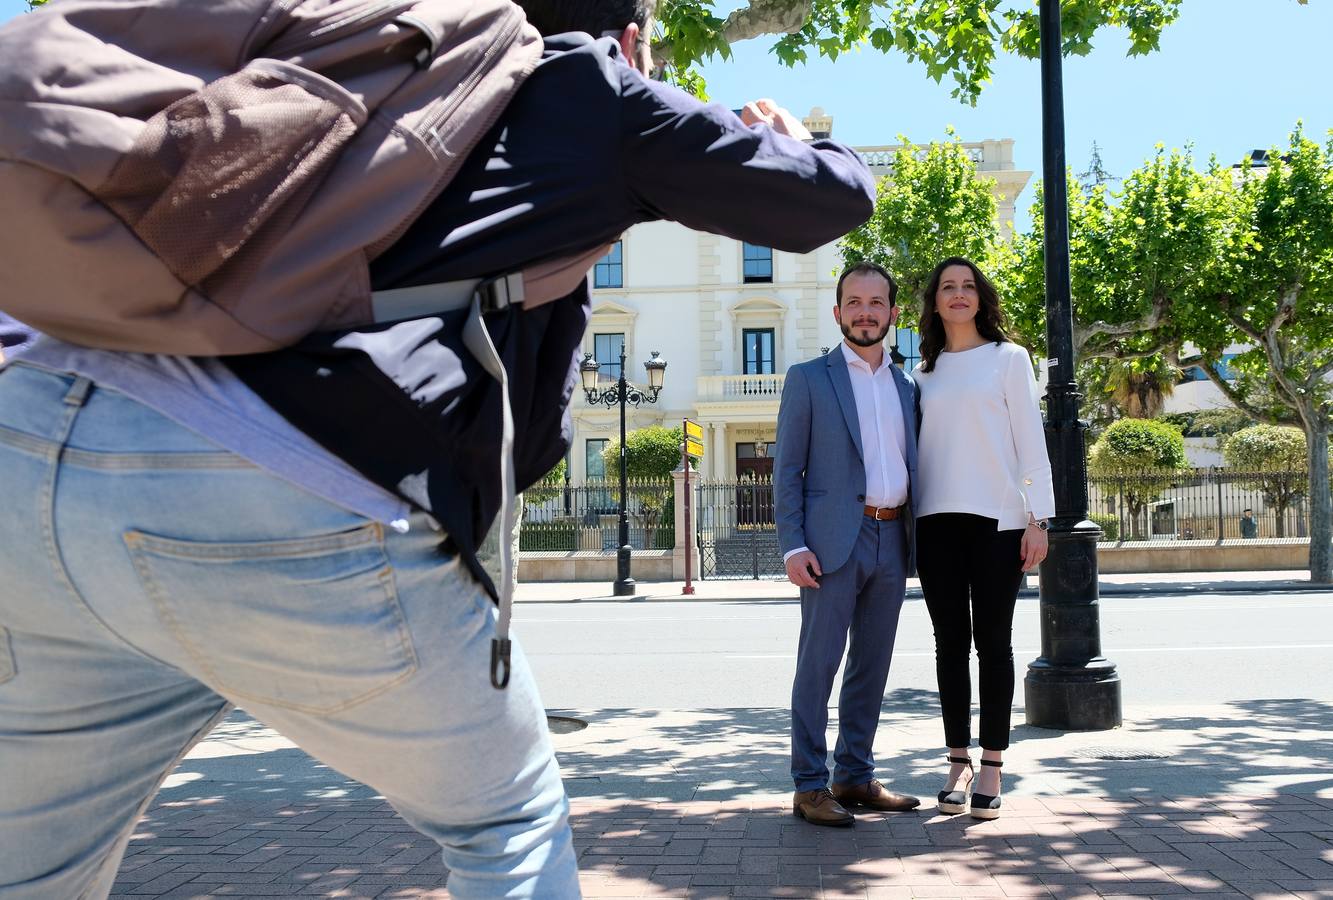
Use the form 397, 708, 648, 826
894, 327, 921, 371
593, 332, 624, 382
1179, 354, 1238, 384
585, 438, 609, 480
594, 241, 623, 289
743, 328, 776, 375
742, 243, 773, 283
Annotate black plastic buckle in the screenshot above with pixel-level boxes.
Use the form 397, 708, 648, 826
490, 638, 512, 690
478, 274, 523, 315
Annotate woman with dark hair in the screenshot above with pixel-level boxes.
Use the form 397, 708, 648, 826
911, 256, 1054, 820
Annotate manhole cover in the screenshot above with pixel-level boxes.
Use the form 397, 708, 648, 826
1074, 747, 1171, 761
546, 715, 588, 734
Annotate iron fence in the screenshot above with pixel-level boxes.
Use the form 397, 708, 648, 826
520, 478, 674, 552
1087, 469, 1310, 542
695, 477, 784, 579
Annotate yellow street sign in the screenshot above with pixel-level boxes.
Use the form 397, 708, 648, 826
684, 420, 704, 441
685, 439, 705, 458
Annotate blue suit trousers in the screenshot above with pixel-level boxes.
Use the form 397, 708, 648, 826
790, 515, 908, 791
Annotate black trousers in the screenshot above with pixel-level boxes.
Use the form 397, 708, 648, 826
916, 513, 1026, 751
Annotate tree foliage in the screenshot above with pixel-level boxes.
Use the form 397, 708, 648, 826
524, 456, 568, 506
1088, 418, 1187, 474
1088, 418, 1187, 540
1182, 126, 1333, 578
1223, 425, 1320, 539
840, 134, 1000, 327
602, 425, 686, 480
657, 0, 1190, 104
1002, 147, 1226, 364
1158, 408, 1253, 439
1223, 425, 1312, 473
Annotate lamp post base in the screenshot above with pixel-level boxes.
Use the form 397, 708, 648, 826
613, 545, 636, 596
1024, 659, 1122, 730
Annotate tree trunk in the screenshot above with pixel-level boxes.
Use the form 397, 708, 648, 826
1128, 500, 1144, 540
1275, 501, 1287, 539
1307, 422, 1332, 583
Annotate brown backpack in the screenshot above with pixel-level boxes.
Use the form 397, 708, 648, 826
0, 0, 541, 355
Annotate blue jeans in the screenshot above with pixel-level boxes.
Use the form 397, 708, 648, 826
0, 364, 580, 899
790, 516, 907, 792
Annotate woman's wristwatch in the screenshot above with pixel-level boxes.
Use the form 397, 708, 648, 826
1030, 517, 1050, 531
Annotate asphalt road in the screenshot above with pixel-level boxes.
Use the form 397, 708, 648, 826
518, 591, 1333, 709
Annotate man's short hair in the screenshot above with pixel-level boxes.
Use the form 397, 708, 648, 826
1244, 508, 1253, 514
516, 0, 656, 36
836, 261, 898, 307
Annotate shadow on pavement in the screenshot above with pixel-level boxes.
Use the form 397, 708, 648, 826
110, 698, 1333, 897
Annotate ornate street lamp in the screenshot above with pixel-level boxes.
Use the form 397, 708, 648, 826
581, 349, 667, 596
1024, 0, 1122, 730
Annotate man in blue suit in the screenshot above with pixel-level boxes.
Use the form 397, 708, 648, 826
775, 261, 921, 826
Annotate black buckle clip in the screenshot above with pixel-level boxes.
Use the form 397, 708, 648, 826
479, 273, 524, 315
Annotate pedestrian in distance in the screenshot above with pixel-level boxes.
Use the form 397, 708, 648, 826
911, 256, 1055, 820
0, 0, 878, 895
1241, 508, 1259, 539
774, 261, 922, 827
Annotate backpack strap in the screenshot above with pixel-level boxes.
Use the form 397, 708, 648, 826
369, 274, 523, 689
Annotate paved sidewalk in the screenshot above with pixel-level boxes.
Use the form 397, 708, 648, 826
110, 699, 1333, 899
514, 571, 1324, 604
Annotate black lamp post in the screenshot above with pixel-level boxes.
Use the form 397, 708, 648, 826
581, 348, 667, 596
1023, 0, 1122, 730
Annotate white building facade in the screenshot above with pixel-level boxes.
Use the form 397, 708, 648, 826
569, 116, 1032, 485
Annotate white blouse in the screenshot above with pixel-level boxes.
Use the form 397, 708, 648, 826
913, 341, 1056, 530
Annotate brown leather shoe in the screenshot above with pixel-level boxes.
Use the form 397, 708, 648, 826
831, 779, 921, 812
792, 788, 854, 826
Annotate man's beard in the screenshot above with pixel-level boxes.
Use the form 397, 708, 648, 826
840, 319, 891, 348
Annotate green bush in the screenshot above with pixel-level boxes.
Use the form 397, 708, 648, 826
1089, 513, 1120, 542
520, 520, 577, 551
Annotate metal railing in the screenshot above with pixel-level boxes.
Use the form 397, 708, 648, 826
1087, 469, 1311, 543
695, 373, 785, 402
520, 478, 674, 552
695, 477, 784, 579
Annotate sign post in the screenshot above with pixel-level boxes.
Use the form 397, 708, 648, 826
682, 419, 705, 595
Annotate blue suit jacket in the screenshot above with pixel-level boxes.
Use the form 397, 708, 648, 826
774, 347, 920, 575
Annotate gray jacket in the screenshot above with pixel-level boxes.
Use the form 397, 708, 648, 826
774, 347, 921, 575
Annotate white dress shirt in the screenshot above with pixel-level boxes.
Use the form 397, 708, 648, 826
840, 341, 909, 510
784, 342, 909, 563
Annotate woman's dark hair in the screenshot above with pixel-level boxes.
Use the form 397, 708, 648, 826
918, 256, 1010, 372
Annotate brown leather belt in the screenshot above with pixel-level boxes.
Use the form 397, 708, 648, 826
864, 504, 905, 521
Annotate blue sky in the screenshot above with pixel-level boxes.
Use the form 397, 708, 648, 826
3, 0, 1328, 231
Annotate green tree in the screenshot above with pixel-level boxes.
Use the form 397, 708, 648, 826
1003, 147, 1226, 363
1087, 418, 1187, 539
840, 134, 1000, 326
657, 0, 1190, 104
602, 425, 685, 479
1223, 425, 1319, 538
603, 425, 685, 549
524, 456, 568, 507
1159, 408, 1254, 439
1183, 127, 1333, 580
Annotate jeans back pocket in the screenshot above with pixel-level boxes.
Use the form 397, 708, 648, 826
125, 522, 417, 714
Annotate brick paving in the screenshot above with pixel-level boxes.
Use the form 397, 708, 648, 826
110, 792, 1333, 899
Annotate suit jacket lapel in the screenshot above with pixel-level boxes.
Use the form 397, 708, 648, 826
826, 348, 864, 461
891, 365, 917, 459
